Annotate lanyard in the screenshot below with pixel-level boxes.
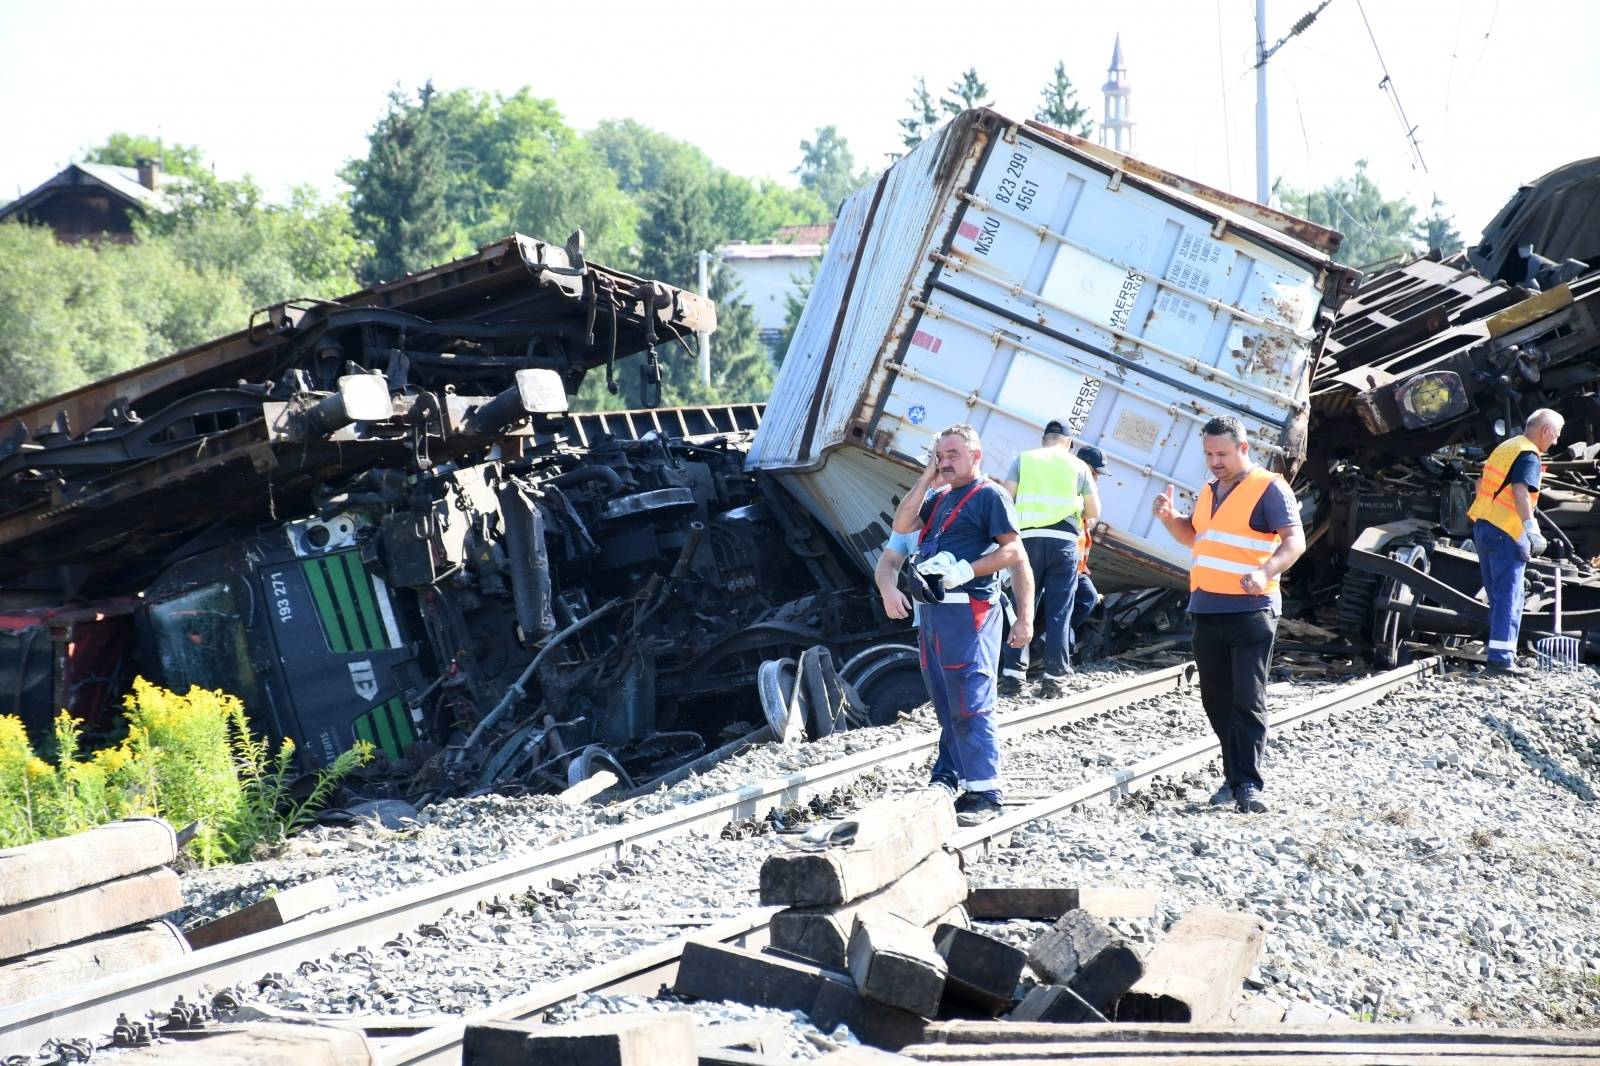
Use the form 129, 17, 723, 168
918, 478, 989, 547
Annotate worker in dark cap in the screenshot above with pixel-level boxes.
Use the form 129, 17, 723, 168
998, 420, 1100, 697
1069, 445, 1109, 654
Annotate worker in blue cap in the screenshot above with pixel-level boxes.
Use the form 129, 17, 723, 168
1068, 445, 1109, 654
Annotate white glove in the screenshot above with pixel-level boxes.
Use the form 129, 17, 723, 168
916, 551, 977, 589
1523, 519, 1548, 557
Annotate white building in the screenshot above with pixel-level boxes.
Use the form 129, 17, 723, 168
715, 239, 825, 352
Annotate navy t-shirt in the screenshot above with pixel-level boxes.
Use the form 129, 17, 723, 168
917, 479, 1020, 600
1187, 474, 1301, 616
1506, 451, 1542, 492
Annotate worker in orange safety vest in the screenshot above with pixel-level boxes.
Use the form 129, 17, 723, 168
1153, 416, 1306, 815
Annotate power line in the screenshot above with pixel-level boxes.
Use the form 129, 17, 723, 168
1216, 0, 1235, 192
1354, 0, 1428, 174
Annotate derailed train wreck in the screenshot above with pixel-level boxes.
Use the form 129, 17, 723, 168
0, 234, 907, 799
1303, 156, 1600, 664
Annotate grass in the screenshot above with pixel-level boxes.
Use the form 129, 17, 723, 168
1378, 806, 1414, 827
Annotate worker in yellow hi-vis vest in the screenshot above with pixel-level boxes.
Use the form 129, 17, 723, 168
998, 419, 1100, 698
1467, 409, 1564, 673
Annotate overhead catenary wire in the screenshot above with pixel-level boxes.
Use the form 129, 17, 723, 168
1354, 0, 1428, 174
1216, 0, 1234, 192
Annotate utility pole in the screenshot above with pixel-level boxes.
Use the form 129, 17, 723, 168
1255, 0, 1269, 205
1254, 0, 1334, 206
696, 249, 712, 388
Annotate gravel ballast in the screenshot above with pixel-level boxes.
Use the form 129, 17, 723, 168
167, 660, 1600, 1042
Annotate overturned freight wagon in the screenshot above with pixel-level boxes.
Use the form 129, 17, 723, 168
750, 109, 1353, 598
0, 235, 905, 797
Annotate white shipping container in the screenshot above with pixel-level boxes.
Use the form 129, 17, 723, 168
749, 109, 1350, 591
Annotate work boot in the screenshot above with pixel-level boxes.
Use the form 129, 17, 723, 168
998, 675, 1024, 698
1485, 660, 1525, 675
1037, 675, 1067, 699
1235, 784, 1268, 814
1206, 783, 1234, 807
928, 776, 959, 798
955, 793, 1003, 827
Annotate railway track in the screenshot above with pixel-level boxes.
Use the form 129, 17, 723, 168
2, 658, 1443, 1062
2, 664, 1192, 1058
368, 656, 1440, 1066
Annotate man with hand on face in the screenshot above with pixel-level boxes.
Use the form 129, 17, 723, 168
874, 424, 1034, 826
1152, 416, 1305, 815
1468, 408, 1565, 673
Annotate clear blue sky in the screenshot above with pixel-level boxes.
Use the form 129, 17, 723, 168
2, 0, 1595, 243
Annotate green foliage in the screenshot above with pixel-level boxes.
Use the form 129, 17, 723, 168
897, 67, 989, 156
1036, 61, 1094, 137
493, 138, 640, 266
0, 222, 249, 411
709, 172, 828, 247
637, 165, 717, 289
898, 77, 943, 154
1414, 195, 1465, 258
0, 680, 370, 864
425, 87, 573, 231
1278, 160, 1423, 271
795, 126, 862, 213
589, 118, 714, 197
941, 68, 991, 116
344, 83, 461, 284
702, 279, 775, 403
776, 257, 819, 365
81, 133, 209, 180
136, 178, 364, 309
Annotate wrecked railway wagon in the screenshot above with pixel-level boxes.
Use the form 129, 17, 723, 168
750, 108, 1354, 599
1305, 157, 1600, 664
0, 234, 907, 795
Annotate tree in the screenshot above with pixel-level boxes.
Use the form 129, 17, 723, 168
795, 126, 860, 212
1278, 161, 1421, 271
588, 118, 713, 196
775, 257, 819, 366
1414, 195, 1464, 258
492, 139, 639, 265
344, 83, 460, 284
637, 165, 717, 289
940, 68, 991, 116
81, 134, 209, 180
139, 178, 365, 308
418, 87, 574, 236
0, 222, 248, 412
1036, 61, 1093, 137
897, 77, 942, 153
708, 172, 828, 246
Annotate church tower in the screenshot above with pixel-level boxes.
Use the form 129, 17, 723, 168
1100, 34, 1133, 152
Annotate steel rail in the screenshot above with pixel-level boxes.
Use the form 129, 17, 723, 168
1, 664, 1192, 1057
373, 658, 1439, 1066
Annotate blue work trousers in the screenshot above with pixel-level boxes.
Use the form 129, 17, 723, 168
1068, 571, 1099, 649
1001, 533, 1079, 680
919, 597, 1003, 800
1473, 520, 1527, 667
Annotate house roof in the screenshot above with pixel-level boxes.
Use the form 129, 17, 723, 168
717, 241, 824, 261
775, 223, 835, 245
0, 162, 171, 224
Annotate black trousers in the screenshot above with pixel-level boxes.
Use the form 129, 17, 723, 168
1190, 609, 1278, 791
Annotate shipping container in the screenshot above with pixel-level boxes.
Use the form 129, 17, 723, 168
749, 109, 1350, 591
